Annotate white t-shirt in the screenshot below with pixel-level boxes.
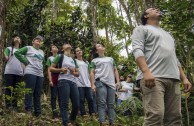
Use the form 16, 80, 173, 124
53, 54, 78, 83
25, 46, 44, 77
118, 81, 134, 100
4, 47, 23, 76
91, 57, 116, 89
75, 59, 91, 87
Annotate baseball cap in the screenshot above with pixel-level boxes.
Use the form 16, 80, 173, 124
33, 35, 43, 42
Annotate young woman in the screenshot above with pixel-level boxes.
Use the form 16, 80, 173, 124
50, 43, 79, 126
4, 35, 23, 110
15, 35, 44, 117
117, 74, 134, 105
46, 44, 60, 119
74, 47, 95, 118
90, 43, 120, 126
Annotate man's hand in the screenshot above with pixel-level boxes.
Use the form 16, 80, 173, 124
183, 79, 192, 93
91, 84, 96, 92
49, 81, 53, 87
116, 82, 121, 89
143, 70, 155, 89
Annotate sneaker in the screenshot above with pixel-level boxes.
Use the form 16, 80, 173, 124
100, 122, 109, 126
134, 87, 140, 91
67, 122, 75, 126
26, 111, 32, 116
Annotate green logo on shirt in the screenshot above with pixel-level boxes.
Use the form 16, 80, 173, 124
33, 54, 43, 60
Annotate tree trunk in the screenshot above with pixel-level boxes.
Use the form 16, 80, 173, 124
0, 0, 8, 106
88, 0, 97, 45
118, 0, 133, 28
52, 0, 58, 20
133, 0, 142, 25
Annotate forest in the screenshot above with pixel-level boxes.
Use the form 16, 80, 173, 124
0, 0, 194, 126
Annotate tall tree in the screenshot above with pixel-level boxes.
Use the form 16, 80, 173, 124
88, 0, 98, 45
0, 0, 9, 106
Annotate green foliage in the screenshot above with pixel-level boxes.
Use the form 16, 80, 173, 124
116, 115, 144, 126
116, 95, 143, 115
4, 82, 31, 107
115, 94, 144, 125
3, 0, 194, 125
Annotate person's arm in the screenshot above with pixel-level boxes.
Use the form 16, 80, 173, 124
90, 61, 96, 92
132, 26, 155, 89
178, 65, 192, 93
69, 68, 79, 77
136, 56, 155, 88
69, 59, 79, 77
114, 66, 120, 87
113, 59, 120, 89
4, 47, 10, 61
90, 68, 96, 92
50, 55, 67, 73
114, 67, 120, 82
14, 46, 29, 65
46, 58, 53, 86
118, 89, 128, 92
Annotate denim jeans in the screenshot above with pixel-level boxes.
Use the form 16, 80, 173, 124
58, 79, 79, 126
92, 92, 97, 113
95, 81, 115, 123
4, 74, 23, 108
78, 87, 94, 115
24, 74, 44, 116
50, 85, 60, 117
117, 99, 122, 106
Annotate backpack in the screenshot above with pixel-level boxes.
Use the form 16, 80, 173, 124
51, 54, 64, 76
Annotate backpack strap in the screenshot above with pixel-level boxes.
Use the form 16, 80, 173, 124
73, 59, 78, 68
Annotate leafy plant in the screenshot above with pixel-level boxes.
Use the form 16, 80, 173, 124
4, 81, 32, 108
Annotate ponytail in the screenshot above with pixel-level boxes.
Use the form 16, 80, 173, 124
11, 39, 15, 56
11, 34, 20, 56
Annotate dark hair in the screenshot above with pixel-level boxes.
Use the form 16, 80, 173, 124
141, 11, 148, 25
74, 47, 87, 62
91, 43, 105, 59
91, 45, 98, 59
49, 44, 58, 56
11, 35, 20, 56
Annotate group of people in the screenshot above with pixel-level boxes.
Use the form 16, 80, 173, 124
3, 7, 193, 126
4, 34, 126, 126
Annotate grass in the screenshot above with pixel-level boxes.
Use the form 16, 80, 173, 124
0, 101, 144, 126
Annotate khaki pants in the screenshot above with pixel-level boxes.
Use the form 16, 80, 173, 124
140, 78, 182, 126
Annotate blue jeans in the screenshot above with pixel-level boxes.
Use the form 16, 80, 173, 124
4, 74, 23, 109
58, 79, 79, 126
50, 85, 60, 117
24, 74, 44, 116
117, 99, 122, 106
78, 87, 94, 115
93, 92, 97, 113
95, 81, 115, 123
